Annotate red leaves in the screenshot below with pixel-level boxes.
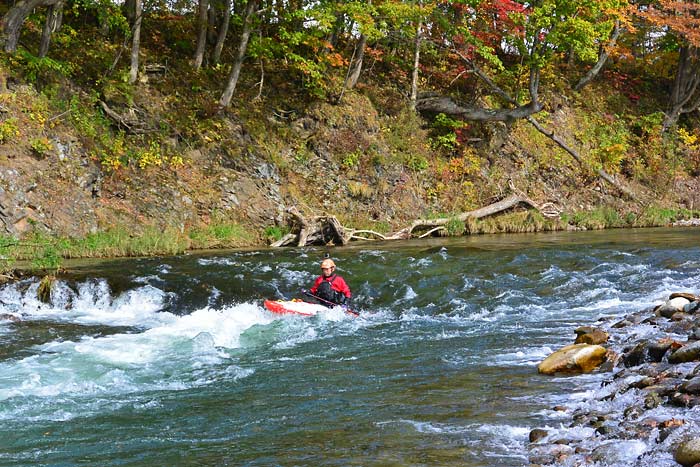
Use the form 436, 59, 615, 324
635, 0, 700, 46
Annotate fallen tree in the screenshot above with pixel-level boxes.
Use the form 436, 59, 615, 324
272, 194, 554, 247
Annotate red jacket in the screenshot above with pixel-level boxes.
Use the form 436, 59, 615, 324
310, 274, 351, 298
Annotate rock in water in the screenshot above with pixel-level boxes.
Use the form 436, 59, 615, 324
675, 437, 700, 466
538, 344, 607, 375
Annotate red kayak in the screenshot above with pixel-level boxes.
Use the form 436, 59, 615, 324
263, 299, 358, 317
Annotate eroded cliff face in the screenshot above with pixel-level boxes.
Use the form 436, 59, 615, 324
0, 87, 434, 243
0, 81, 697, 245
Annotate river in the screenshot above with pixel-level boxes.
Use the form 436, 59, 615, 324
0, 228, 699, 466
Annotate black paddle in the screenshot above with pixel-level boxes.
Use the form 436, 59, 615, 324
301, 290, 359, 316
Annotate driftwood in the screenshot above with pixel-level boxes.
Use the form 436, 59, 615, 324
271, 207, 351, 247
272, 194, 550, 247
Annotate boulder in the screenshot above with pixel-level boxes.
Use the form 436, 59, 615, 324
538, 344, 608, 375
670, 340, 700, 364
658, 297, 692, 318
574, 326, 609, 345
675, 437, 700, 466
670, 292, 700, 302
680, 376, 700, 395
529, 428, 549, 443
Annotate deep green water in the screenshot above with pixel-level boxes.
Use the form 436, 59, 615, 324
1, 228, 699, 466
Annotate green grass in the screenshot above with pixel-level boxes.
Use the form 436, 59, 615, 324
634, 206, 700, 227
465, 210, 563, 234
0, 221, 255, 273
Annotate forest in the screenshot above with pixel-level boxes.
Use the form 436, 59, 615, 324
1, 0, 700, 266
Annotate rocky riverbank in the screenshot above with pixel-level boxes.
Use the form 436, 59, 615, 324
531, 292, 700, 466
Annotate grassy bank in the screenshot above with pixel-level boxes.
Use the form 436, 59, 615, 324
0, 220, 255, 273
2, 206, 699, 275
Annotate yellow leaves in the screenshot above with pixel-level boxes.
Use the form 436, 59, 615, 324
678, 127, 699, 150
135, 141, 164, 169
0, 119, 21, 143
168, 154, 185, 167
29, 111, 47, 126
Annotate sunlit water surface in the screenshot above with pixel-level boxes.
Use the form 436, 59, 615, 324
1, 228, 700, 466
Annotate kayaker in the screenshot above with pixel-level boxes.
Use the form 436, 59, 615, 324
307, 258, 351, 307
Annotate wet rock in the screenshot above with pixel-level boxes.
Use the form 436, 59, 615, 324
623, 341, 666, 367
594, 422, 619, 436
538, 344, 608, 375
628, 376, 655, 389
529, 444, 574, 465
675, 437, 700, 466
680, 376, 700, 395
590, 440, 646, 464
670, 341, 700, 363
670, 392, 700, 407
689, 326, 700, 341
658, 418, 686, 442
672, 311, 692, 321
623, 403, 645, 419
622, 341, 660, 367
671, 292, 700, 302
529, 428, 549, 443
685, 301, 700, 314
598, 349, 620, 372
574, 326, 609, 345
658, 297, 692, 318
612, 318, 634, 328
649, 339, 675, 361
644, 378, 685, 397
644, 391, 663, 409
570, 410, 610, 427
642, 315, 664, 325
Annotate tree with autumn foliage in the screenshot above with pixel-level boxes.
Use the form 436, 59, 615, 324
635, 0, 700, 130
415, 0, 629, 122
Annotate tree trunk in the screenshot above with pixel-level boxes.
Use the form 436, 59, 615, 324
128, 0, 142, 84
416, 94, 542, 121
219, 0, 258, 107
344, 33, 366, 90
1, 0, 61, 53
574, 20, 621, 92
38, 1, 63, 58
662, 45, 700, 131
211, 0, 232, 65
409, 16, 422, 111
193, 0, 210, 70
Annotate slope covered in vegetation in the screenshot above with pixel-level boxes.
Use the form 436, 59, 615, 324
1, 0, 700, 269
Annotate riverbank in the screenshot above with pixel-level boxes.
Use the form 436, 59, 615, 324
530, 291, 700, 466
3, 207, 700, 276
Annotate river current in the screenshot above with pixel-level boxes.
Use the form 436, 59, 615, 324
1, 228, 699, 466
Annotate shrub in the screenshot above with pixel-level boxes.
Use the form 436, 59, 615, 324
30, 137, 54, 158
0, 118, 20, 143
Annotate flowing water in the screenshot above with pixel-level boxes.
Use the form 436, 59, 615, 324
1, 228, 700, 467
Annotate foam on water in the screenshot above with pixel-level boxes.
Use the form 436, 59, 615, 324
487, 346, 555, 366
0, 286, 311, 422
0, 279, 172, 327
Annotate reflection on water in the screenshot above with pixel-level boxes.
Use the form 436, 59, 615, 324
0, 227, 699, 466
